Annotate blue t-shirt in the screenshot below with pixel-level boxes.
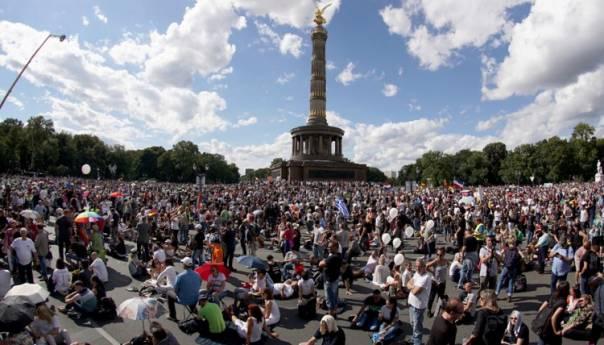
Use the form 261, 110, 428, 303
174, 269, 201, 305
551, 244, 574, 276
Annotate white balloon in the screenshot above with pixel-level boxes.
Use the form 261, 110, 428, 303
388, 208, 398, 219
393, 238, 402, 249
425, 220, 435, 231
394, 253, 405, 266
405, 226, 415, 238
381, 233, 392, 245
81, 164, 91, 175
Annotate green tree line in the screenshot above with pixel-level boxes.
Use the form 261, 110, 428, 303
0, 116, 240, 183
397, 123, 603, 186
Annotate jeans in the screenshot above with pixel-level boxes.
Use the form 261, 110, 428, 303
495, 267, 517, 296
580, 275, 590, 295
224, 246, 235, 269
355, 312, 380, 331
38, 255, 48, 279
313, 244, 324, 259
324, 279, 339, 311
538, 246, 548, 273
178, 225, 188, 245
409, 305, 425, 345
192, 249, 203, 266
458, 258, 474, 288
550, 273, 567, 293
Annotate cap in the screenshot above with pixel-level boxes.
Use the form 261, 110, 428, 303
198, 290, 209, 301
181, 257, 193, 266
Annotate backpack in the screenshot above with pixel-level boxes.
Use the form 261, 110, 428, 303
178, 318, 199, 335
481, 310, 507, 345
96, 297, 117, 321
504, 248, 520, 270
531, 300, 564, 337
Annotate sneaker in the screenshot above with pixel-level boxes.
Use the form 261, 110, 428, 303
126, 286, 139, 292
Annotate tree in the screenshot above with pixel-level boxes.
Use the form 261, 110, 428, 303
367, 167, 387, 182
572, 122, 595, 141
270, 158, 285, 166
482, 142, 507, 184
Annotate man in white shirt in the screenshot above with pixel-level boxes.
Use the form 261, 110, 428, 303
407, 258, 432, 345
155, 258, 177, 294
89, 251, 109, 283
479, 237, 500, 290
11, 228, 36, 284
312, 222, 325, 258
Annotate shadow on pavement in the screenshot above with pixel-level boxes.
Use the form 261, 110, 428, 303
106, 266, 132, 290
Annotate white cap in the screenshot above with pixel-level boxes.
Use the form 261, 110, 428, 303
181, 257, 193, 266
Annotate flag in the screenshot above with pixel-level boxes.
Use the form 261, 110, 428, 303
196, 192, 203, 212
452, 179, 464, 190
336, 197, 350, 219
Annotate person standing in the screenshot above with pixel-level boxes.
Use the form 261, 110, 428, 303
407, 258, 432, 345
136, 216, 150, 262
479, 237, 500, 291
222, 221, 237, 271
34, 225, 50, 280
495, 239, 523, 302
54, 208, 72, 261
319, 240, 342, 316
427, 247, 449, 318
463, 290, 507, 345
549, 235, 574, 293
578, 239, 600, 295
458, 229, 479, 288
11, 228, 37, 284
426, 298, 464, 345
535, 227, 551, 274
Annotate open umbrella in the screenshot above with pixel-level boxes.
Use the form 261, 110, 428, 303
117, 297, 166, 332
236, 255, 267, 270
110, 191, 124, 198
0, 296, 35, 332
5, 283, 50, 305
19, 209, 40, 219
195, 263, 231, 281
74, 211, 102, 224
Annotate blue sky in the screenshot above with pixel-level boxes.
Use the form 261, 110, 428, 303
1, 0, 603, 172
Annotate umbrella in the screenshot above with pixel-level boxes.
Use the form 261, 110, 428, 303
236, 255, 267, 270
110, 192, 124, 198
0, 296, 35, 332
195, 263, 231, 281
74, 211, 103, 224
284, 251, 307, 261
117, 297, 166, 332
19, 209, 40, 219
5, 283, 50, 305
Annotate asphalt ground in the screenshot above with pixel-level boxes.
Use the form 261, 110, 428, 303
29, 224, 585, 345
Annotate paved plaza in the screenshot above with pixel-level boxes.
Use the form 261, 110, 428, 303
31, 222, 583, 345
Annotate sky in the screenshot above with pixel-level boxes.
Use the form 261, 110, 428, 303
0, 0, 603, 174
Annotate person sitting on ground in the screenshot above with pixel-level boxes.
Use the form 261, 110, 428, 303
299, 314, 346, 345
370, 296, 402, 344
109, 233, 127, 259
449, 253, 462, 283
502, 310, 529, 345
59, 280, 97, 315
72, 259, 92, 288
272, 279, 299, 299
30, 303, 72, 345
266, 255, 283, 283
231, 304, 267, 345
351, 289, 386, 331
206, 264, 227, 302
167, 257, 201, 322
51, 258, 71, 296
196, 290, 226, 338
458, 282, 477, 324
150, 321, 180, 345
91, 275, 106, 301
372, 255, 390, 288
298, 270, 317, 319
89, 251, 108, 284
561, 294, 594, 339
262, 288, 281, 333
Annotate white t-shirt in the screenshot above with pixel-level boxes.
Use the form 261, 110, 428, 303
272, 283, 294, 299
90, 257, 109, 282
52, 268, 71, 294
11, 237, 36, 265
408, 272, 432, 309
298, 278, 314, 296
153, 248, 166, 263
157, 265, 177, 288
479, 246, 498, 277
312, 227, 324, 244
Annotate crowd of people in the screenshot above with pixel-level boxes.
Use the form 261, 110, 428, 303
1, 175, 604, 345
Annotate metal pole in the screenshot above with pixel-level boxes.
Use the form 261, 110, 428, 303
0, 34, 65, 110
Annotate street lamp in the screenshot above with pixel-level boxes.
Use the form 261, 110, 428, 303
0, 33, 67, 110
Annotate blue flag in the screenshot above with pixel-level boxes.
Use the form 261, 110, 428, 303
336, 197, 350, 219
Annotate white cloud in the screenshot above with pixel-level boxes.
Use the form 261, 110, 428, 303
475, 115, 505, 131
93, 6, 108, 24
276, 72, 295, 84
382, 84, 398, 97
209, 67, 234, 81
336, 62, 362, 86
279, 33, 303, 58
233, 116, 258, 128
408, 99, 421, 111
483, 0, 604, 100
326, 61, 336, 70
108, 37, 150, 66
141, 0, 246, 87
0, 89, 24, 110
82, 16, 89, 27
398, 67, 404, 76
381, 0, 530, 70
232, 0, 341, 29
255, 21, 303, 58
